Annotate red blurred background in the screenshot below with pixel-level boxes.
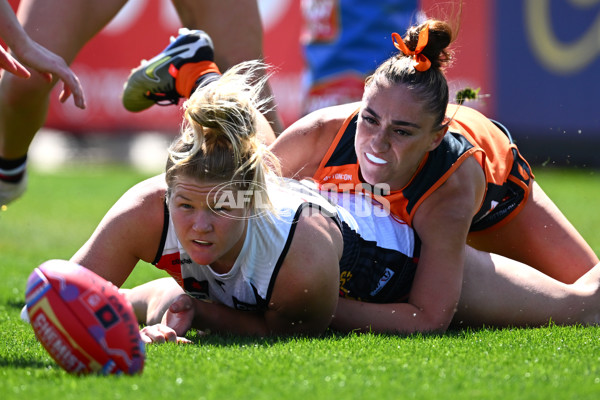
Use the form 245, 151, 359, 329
3, 0, 599, 166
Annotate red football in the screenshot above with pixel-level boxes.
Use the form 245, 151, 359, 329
25, 259, 145, 375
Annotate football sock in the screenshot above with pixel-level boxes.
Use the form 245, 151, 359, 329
175, 61, 221, 98
0, 155, 27, 183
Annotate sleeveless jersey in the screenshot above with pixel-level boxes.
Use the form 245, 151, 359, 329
325, 188, 419, 302
312, 105, 534, 231
153, 177, 421, 306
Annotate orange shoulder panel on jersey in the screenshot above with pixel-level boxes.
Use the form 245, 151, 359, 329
386, 144, 483, 225
447, 104, 518, 186
313, 108, 363, 188
446, 105, 535, 231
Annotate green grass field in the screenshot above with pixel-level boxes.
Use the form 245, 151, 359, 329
1, 166, 599, 399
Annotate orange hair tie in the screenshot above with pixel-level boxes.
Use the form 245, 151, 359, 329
391, 25, 431, 72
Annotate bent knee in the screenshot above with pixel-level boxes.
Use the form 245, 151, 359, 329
0, 74, 56, 107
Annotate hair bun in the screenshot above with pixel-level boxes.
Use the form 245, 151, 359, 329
402, 20, 454, 71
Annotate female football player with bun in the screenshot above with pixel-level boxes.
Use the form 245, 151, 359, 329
269, 18, 599, 333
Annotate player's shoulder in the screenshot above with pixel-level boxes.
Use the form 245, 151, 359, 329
286, 102, 359, 133
122, 174, 166, 207
106, 174, 167, 228
268, 206, 341, 331
448, 104, 491, 127
272, 103, 360, 178
309, 102, 360, 128
291, 206, 343, 263
276, 102, 360, 153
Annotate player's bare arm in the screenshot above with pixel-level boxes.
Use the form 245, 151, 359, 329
71, 174, 167, 287
270, 103, 358, 179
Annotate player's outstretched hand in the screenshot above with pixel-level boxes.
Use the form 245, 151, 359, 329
7, 36, 86, 109
140, 294, 198, 344
139, 323, 192, 344
162, 294, 196, 337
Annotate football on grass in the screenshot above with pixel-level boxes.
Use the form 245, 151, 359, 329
25, 259, 145, 375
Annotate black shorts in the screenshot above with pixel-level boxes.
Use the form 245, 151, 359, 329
338, 222, 420, 303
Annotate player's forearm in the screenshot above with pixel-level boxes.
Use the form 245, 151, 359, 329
193, 300, 269, 336
0, 1, 28, 49
331, 297, 450, 335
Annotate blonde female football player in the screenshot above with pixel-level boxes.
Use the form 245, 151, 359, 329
71, 61, 421, 341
